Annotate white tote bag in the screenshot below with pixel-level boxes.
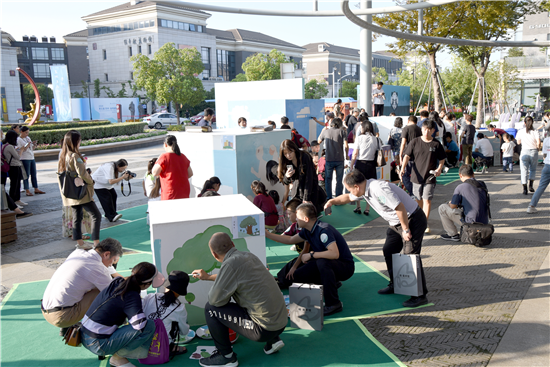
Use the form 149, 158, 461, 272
392, 253, 423, 297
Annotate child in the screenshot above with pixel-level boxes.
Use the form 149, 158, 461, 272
142, 270, 190, 356
143, 158, 161, 225
251, 180, 279, 230
268, 190, 288, 233
282, 198, 306, 253
198, 177, 221, 197
501, 133, 516, 172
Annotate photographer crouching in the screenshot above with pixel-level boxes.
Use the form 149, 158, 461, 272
91, 159, 136, 222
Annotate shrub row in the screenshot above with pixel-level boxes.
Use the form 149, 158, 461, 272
2, 120, 111, 132
28, 122, 147, 145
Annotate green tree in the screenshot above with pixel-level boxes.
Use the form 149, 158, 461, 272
131, 43, 205, 124
239, 216, 258, 235
180, 87, 215, 117
507, 47, 524, 57
373, 1, 471, 112
372, 67, 390, 85
340, 81, 359, 100
440, 56, 477, 109
93, 78, 101, 98
231, 73, 248, 82
305, 79, 329, 99
23, 84, 53, 108
448, 1, 542, 126
241, 49, 290, 81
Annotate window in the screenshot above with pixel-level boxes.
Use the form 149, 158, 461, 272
128, 46, 133, 57
352, 64, 357, 76
173, 22, 179, 29
103, 50, 107, 60
51, 48, 64, 60
32, 47, 48, 60
217, 49, 236, 81
138, 45, 142, 54
167, 20, 173, 28
139, 21, 144, 28
201, 47, 210, 63
197, 25, 203, 32
150, 20, 155, 27
134, 22, 138, 29
201, 69, 210, 80
33, 63, 50, 78
148, 44, 152, 55
16, 47, 28, 59
178, 22, 184, 30
345, 63, 352, 76
184, 23, 190, 31
130, 72, 134, 80
161, 19, 167, 27
189, 24, 196, 32
105, 73, 109, 81
302, 62, 307, 75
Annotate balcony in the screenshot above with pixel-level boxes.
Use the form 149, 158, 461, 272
506, 56, 549, 69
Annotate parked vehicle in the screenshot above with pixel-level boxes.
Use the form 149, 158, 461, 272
190, 111, 216, 124
143, 113, 180, 129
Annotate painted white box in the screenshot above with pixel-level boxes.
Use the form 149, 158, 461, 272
149, 194, 266, 326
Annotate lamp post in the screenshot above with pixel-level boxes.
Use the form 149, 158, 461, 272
86, 81, 93, 121
332, 66, 338, 98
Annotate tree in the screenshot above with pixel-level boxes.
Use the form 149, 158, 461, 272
372, 67, 390, 85
340, 81, 359, 100
131, 43, 205, 124
241, 49, 290, 81
231, 73, 248, 82
448, 1, 542, 126
180, 87, 215, 117
507, 47, 524, 57
239, 216, 258, 235
93, 78, 101, 98
373, 1, 471, 112
305, 79, 329, 99
440, 56, 477, 109
22, 84, 53, 108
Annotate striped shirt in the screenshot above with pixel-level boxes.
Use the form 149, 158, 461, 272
81, 277, 147, 339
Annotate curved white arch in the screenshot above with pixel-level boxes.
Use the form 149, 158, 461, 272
341, 0, 550, 47
159, 0, 456, 17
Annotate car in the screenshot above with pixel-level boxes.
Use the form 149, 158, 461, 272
190, 111, 216, 124
143, 113, 180, 129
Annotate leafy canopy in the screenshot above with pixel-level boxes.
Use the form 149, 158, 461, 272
305, 79, 329, 99
242, 49, 290, 81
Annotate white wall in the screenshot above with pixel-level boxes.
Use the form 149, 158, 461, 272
1, 46, 23, 122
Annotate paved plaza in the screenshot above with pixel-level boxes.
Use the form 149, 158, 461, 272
1, 145, 549, 366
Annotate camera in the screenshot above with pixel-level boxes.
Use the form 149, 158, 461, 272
122, 170, 137, 180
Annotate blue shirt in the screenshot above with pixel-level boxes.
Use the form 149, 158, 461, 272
447, 140, 459, 154
451, 179, 489, 224
299, 221, 354, 263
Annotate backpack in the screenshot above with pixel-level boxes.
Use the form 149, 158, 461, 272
1, 144, 13, 173
459, 179, 494, 247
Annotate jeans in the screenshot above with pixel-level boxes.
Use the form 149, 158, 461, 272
71, 201, 101, 241
82, 320, 155, 359
530, 164, 550, 207
472, 152, 490, 160
21, 159, 38, 190
383, 208, 428, 295
204, 302, 285, 356
94, 188, 118, 221
502, 157, 513, 172
520, 149, 539, 184
325, 161, 344, 200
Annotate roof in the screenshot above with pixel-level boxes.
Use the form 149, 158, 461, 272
373, 50, 401, 59
64, 29, 88, 38
302, 42, 359, 57
83, 1, 208, 18
207, 28, 303, 50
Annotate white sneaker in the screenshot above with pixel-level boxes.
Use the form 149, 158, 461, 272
15, 200, 28, 206
16, 204, 24, 209
425, 227, 430, 234
112, 214, 123, 222
527, 206, 537, 214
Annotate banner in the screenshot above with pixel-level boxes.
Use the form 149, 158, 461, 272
50, 65, 72, 121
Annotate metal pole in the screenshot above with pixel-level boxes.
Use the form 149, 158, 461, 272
313, 0, 318, 11
468, 78, 479, 114
360, 0, 372, 112
87, 82, 93, 121
332, 68, 336, 98
435, 68, 447, 112
418, 0, 423, 35
414, 71, 431, 115
427, 67, 432, 112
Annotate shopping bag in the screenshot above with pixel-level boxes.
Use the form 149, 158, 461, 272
392, 253, 423, 297
289, 283, 323, 331
139, 319, 170, 365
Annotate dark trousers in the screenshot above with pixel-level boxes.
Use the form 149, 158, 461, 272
355, 160, 377, 180
374, 104, 384, 116
446, 151, 458, 166
325, 161, 344, 200
71, 201, 101, 241
8, 166, 21, 202
204, 302, 285, 356
402, 162, 414, 195
1, 179, 17, 210
278, 257, 355, 307
94, 188, 118, 221
383, 208, 428, 295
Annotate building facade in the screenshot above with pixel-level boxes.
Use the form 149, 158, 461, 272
1, 31, 23, 122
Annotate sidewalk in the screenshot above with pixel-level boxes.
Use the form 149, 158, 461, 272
1, 149, 549, 366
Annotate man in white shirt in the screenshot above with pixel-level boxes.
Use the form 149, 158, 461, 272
473, 133, 494, 161
324, 169, 429, 308
41, 238, 123, 333
372, 82, 385, 116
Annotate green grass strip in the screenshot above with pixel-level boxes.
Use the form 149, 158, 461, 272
0, 284, 19, 311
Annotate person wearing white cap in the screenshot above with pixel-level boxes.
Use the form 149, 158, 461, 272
81, 262, 165, 367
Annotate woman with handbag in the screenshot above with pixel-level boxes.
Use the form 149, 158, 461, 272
81, 262, 161, 367
57, 130, 101, 250
2, 130, 28, 207
350, 120, 378, 216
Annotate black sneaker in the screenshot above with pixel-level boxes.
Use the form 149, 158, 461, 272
323, 301, 343, 316
199, 351, 238, 367
403, 295, 429, 308
377, 283, 394, 294
59, 327, 69, 337
264, 337, 285, 355
440, 234, 460, 242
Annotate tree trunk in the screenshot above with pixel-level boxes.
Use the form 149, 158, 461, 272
476, 82, 484, 128
428, 53, 443, 112
246, 225, 252, 235
174, 101, 181, 124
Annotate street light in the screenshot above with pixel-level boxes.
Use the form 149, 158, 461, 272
332, 66, 338, 98
86, 81, 93, 121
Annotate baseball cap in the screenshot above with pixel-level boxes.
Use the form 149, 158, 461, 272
163, 271, 189, 295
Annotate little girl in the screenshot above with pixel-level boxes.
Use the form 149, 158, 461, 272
269, 190, 288, 233
251, 180, 278, 230
143, 158, 161, 225
501, 133, 516, 173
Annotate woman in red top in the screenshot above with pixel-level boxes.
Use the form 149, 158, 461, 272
251, 180, 279, 228
152, 135, 193, 200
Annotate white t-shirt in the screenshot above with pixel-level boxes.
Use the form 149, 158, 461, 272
143, 173, 161, 201
16, 136, 34, 160
501, 141, 516, 158
543, 137, 550, 165
92, 163, 116, 190
142, 293, 189, 343
372, 88, 385, 105
475, 139, 494, 157
516, 128, 540, 151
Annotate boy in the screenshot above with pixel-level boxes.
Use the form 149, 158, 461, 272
501, 133, 516, 173
282, 198, 306, 253
444, 132, 459, 167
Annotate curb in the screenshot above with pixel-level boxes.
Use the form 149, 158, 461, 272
34, 135, 166, 162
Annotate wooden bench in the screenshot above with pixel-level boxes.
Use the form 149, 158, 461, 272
1, 210, 17, 244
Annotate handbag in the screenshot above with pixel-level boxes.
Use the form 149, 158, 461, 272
289, 283, 324, 331
58, 170, 86, 200
1, 144, 13, 173
460, 222, 494, 247
392, 253, 423, 297
139, 296, 176, 365
375, 138, 386, 167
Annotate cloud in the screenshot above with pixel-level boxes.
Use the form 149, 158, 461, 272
296, 107, 311, 119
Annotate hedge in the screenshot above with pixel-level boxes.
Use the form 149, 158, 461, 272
28, 122, 148, 145
2, 120, 111, 132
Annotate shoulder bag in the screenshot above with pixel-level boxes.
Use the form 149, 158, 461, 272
459, 179, 494, 247
58, 156, 86, 200
375, 137, 386, 167
1, 144, 13, 174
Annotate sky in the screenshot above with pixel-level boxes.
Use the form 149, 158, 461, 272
0, 0, 457, 69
